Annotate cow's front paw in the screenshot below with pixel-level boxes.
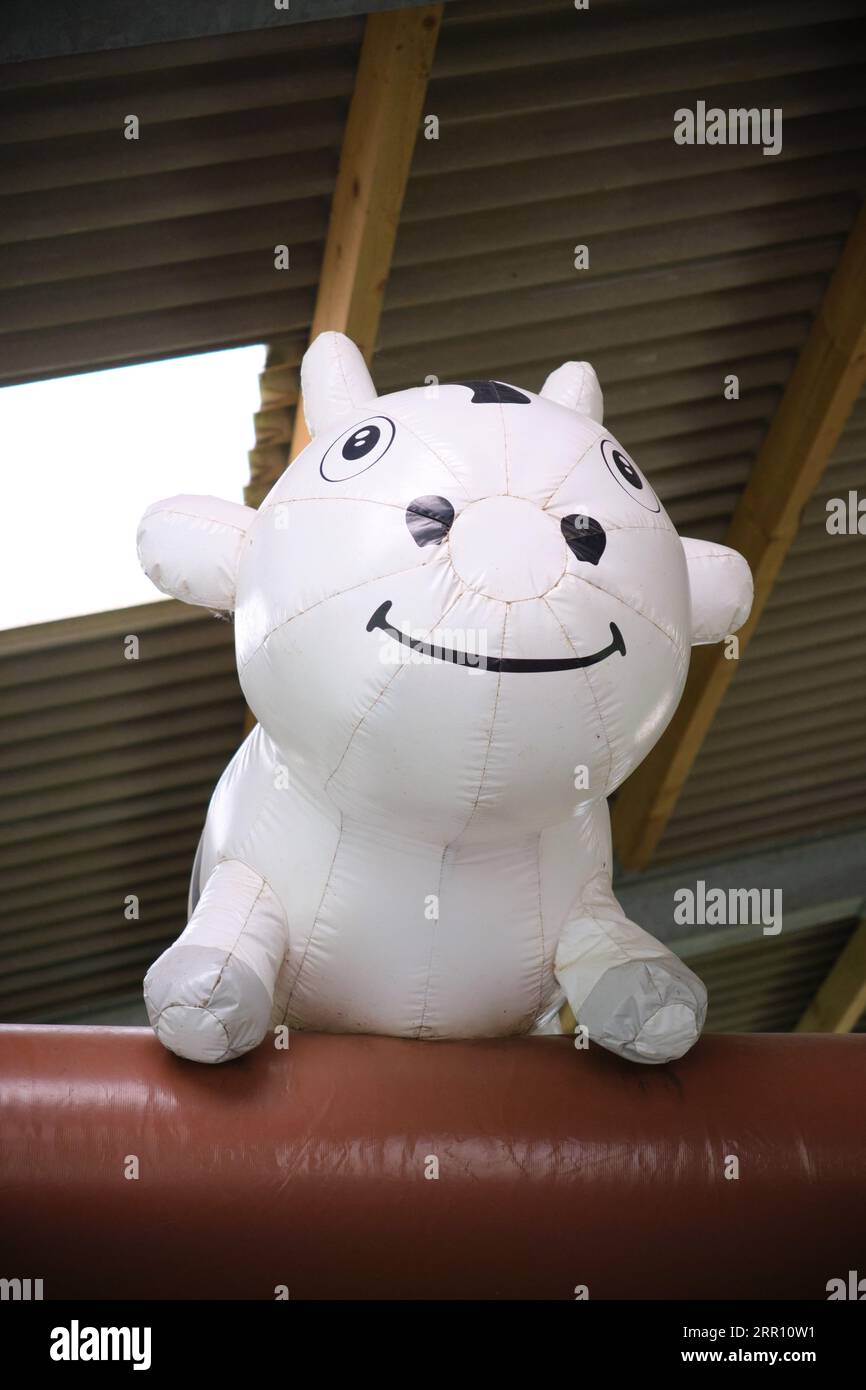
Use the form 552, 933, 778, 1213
576, 957, 706, 1064
144, 944, 272, 1064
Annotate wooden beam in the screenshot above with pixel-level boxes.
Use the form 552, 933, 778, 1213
242, 5, 441, 727
245, 342, 299, 509
245, 5, 441, 505
289, 3, 442, 460
612, 201, 866, 870
796, 919, 866, 1032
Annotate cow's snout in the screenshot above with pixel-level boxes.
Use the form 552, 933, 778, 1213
448, 495, 575, 601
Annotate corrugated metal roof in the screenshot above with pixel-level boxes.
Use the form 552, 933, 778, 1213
0, 15, 364, 382
0, 602, 242, 1020
657, 398, 866, 862
375, 0, 865, 555
0, 0, 443, 65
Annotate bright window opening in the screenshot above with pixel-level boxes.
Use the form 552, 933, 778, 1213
0, 344, 266, 631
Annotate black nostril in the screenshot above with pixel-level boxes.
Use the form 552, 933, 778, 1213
561, 514, 606, 566
406, 495, 455, 547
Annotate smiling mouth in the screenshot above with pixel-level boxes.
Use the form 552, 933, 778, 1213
366, 601, 626, 674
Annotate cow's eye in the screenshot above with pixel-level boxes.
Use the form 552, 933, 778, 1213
320, 416, 395, 481
561, 514, 606, 565
342, 425, 381, 460
612, 450, 641, 489
406, 495, 454, 547
600, 437, 660, 513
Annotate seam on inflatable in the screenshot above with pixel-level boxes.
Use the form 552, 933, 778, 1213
214, 866, 287, 998
271, 947, 293, 1026
144, 505, 251, 535
154, 1003, 230, 1061
499, 401, 510, 494
202, 867, 268, 1009
541, 593, 615, 789
323, 587, 469, 794
533, 831, 547, 1021
576, 362, 592, 415
539, 428, 605, 510
588, 522, 674, 536
387, 412, 473, 501
229, 778, 290, 888
418, 602, 507, 1023
238, 865, 286, 918
259, 495, 408, 516
238, 560, 429, 675
442, 566, 511, 604
454, 605, 507, 838
634, 998, 697, 1050
280, 813, 345, 1021
582, 663, 615, 789
333, 335, 355, 412
449, 534, 569, 603
415, 842, 449, 1039
507, 492, 648, 521
542, 592, 617, 789
148, 521, 245, 610
556, 898, 636, 985
147, 564, 239, 611
555, 566, 682, 652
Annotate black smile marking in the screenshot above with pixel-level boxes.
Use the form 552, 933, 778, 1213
366, 601, 626, 673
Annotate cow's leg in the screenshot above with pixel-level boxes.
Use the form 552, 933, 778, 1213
554, 872, 706, 1064
144, 860, 287, 1063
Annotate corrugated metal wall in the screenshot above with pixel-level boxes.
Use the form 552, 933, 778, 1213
0, 603, 241, 1020
687, 917, 860, 1033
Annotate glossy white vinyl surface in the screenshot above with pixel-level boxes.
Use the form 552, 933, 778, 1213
139, 333, 752, 1063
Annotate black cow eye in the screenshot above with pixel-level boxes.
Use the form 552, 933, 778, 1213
561, 514, 606, 565
600, 437, 660, 513
320, 416, 395, 481
342, 425, 380, 460
406, 495, 455, 547
613, 451, 641, 488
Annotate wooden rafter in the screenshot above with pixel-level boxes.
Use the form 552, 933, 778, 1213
612, 201, 866, 871
290, 3, 442, 458
246, 344, 299, 509
300, 3, 441, 375
796, 918, 866, 1032
243, 4, 442, 731
244, 3, 442, 505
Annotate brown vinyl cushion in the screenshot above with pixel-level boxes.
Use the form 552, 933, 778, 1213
0, 1025, 864, 1300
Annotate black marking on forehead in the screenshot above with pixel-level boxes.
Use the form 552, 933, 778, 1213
455, 380, 530, 405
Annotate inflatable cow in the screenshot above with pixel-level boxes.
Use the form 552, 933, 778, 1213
138, 333, 753, 1065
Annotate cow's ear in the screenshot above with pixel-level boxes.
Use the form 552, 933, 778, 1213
137, 495, 256, 613
681, 537, 753, 645
539, 361, 603, 423
301, 332, 377, 438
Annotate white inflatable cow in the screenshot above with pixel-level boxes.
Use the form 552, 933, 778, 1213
138, 332, 752, 1066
